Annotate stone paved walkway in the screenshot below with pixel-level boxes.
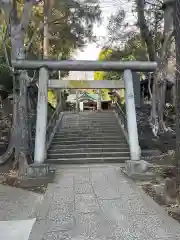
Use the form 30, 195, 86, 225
0, 183, 43, 240
29, 164, 180, 240
0, 184, 43, 221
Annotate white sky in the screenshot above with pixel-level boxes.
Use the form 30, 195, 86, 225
68, 0, 135, 80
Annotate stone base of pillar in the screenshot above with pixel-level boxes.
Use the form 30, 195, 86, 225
1, 164, 55, 189
21, 164, 54, 178
126, 160, 153, 174
18, 164, 55, 186
123, 160, 156, 180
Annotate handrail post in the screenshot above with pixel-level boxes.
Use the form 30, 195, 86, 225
76, 90, 79, 112
97, 89, 101, 110
59, 90, 63, 111
124, 69, 140, 160
34, 67, 48, 164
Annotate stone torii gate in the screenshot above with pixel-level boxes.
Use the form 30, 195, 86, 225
12, 60, 157, 172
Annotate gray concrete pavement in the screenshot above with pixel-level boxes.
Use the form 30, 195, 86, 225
0, 184, 43, 240
29, 164, 180, 240
0, 184, 43, 221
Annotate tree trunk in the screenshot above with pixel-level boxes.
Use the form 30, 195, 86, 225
174, 0, 180, 185
11, 25, 29, 168
9, 1, 34, 170
150, 0, 173, 135
155, 0, 174, 133
136, 0, 174, 136
43, 0, 49, 59
136, 0, 156, 61
136, 0, 158, 135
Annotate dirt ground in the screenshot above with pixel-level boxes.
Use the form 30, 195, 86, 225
137, 104, 176, 154
135, 103, 180, 223
136, 162, 180, 223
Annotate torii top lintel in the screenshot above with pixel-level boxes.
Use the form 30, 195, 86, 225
12, 60, 157, 72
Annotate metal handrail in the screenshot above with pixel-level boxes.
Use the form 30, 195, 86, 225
46, 99, 64, 151
114, 101, 128, 133
114, 100, 142, 159
115, 102, 126, 119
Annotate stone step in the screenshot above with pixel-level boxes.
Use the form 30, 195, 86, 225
48, 147, 129, 153
51, 139, 127, 145
64, 120, 118, 123
47, 151, 130, 159
52, 135, 126, 141
61, 125, 120, 129
67, 111, 112, 113
49, 143, 128, 149
54, 132, 124, 137
57, 127, 122, 132
62, 118, 117, 121
65, 114, 114, 116
63, 124, 119, 128
64, 116, 116, 119
47, 111, 129, 165
57, 128, 122, 133
63, 118, 116, 121
63, 117, 117, 120
63, 113, 114, 116
63, 121, 117, 124
45, 156, 129, 164
63, 117, 115, 119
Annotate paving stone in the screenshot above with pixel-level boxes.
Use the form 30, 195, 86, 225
54, 174, 74, 188
51, 189, 74, 204
74, 212, 152, 240
30, 184, 56, 220
92, 182, 135, 200
131, 214, 180, 240
29, 218, 75, 240
100, 196, 157, 215
73, 173, 91, 184
75, 194, 99, 213
0, 184, 43, 221
74, 183, 93, 194
43, 231, 72, 240
74, 212, 109, 239
47, 203, 74, 221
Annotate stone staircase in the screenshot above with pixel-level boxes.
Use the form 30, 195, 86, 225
46, 111, 130, 164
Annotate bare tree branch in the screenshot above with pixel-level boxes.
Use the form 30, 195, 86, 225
25, 15, 67, 52
145, 0, 163, 8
